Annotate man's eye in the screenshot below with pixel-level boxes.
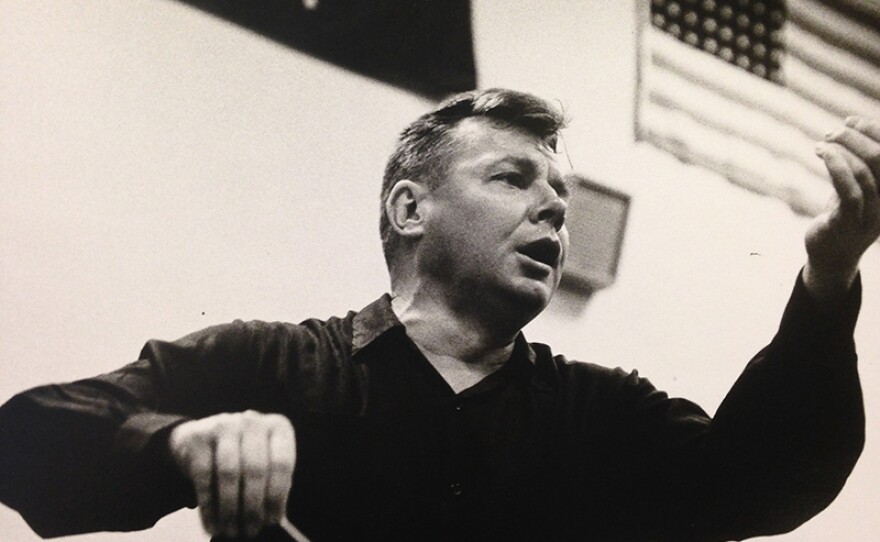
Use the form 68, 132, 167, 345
493, 172, 526, 187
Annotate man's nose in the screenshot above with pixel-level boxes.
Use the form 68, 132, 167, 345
530, 186, 567, 231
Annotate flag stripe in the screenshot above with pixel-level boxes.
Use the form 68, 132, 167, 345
786, 22, 880, 100
650, 29, 838, 141
648, 64, 827, 179
818, 0, 880, 31
788, 0, 880, 66
783, 54, 880, 120
641, 104, 831, 216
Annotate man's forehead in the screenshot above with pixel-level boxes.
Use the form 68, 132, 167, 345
450, 117, 572, 172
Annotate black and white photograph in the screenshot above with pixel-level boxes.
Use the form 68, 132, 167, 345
1, 1, 879, 540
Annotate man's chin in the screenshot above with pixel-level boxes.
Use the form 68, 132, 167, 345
500, 277, 557, 315
454, 274, 558, 324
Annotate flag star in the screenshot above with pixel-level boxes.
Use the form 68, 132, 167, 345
703, 37, 719, 53
770, 9, 784, 25
752, 43, 766, 58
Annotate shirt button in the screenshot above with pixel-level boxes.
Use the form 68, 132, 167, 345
454, 404, 463, 412
450, 482, 463, 497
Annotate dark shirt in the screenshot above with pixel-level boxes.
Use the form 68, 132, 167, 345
0, 273, 865, 541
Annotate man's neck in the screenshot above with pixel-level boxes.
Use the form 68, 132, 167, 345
391, 290, 518, 394
416, 346, 511, 394
390, 287, 518, 364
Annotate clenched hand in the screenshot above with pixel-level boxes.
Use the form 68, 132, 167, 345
168, 411, 296, 539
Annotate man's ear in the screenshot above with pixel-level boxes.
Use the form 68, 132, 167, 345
385, 180, 429, 239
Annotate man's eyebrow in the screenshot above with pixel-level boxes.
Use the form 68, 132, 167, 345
480, 155, 569, 196
484, 155, 538, 173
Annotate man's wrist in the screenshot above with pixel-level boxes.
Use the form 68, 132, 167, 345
802, 261, 859, 306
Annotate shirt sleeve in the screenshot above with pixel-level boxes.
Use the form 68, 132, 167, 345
622, 270, 865, 541
0, 319, 281, 538
693, 270, 864, 540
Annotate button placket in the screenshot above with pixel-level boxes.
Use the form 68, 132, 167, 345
445, 399, 466, 500
449, 481, 463, 497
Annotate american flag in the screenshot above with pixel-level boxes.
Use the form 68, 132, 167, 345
636, 0, 880, 216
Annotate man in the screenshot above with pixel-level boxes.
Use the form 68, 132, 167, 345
0, 89, 877, 541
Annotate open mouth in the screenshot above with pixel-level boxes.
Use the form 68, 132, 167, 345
518, 238, 561, 269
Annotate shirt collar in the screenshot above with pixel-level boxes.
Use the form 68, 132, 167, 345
351, 293, 403, 356
351, 294, 547, 388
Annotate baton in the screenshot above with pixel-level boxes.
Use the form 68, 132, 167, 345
279, 516, 313, 542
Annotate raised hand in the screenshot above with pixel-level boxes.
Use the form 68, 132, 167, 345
805, 116, 880, 301
168, 410, 296, 539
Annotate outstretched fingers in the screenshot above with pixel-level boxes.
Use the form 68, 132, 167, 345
845, 115, 880, 147
806, 115, 880, 297
816, 142, 864, 224
825, 117, 880, 227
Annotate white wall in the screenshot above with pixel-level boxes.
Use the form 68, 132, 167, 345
1, 1, 877, 540
0, 1, 425, 539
